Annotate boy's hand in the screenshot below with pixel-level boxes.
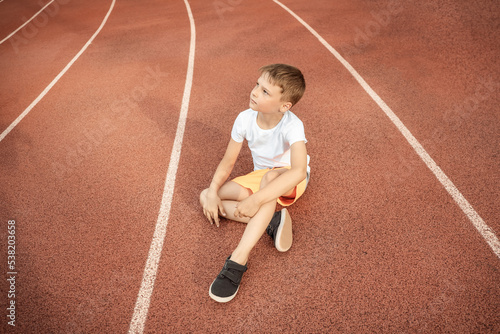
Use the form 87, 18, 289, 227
202, 189, 226, 227
234, 195, 259, 219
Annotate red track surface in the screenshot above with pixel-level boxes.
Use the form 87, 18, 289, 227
1, 0, 499, 333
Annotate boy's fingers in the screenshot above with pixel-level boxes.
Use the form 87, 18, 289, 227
218, 203, 226, 217
205, 208, 219, 227
234, 203, 240, 218
204, 209, 213, 225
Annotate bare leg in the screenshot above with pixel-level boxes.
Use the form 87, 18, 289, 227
220, 200, 250, 223
200, 181, 252, 224
230, 200, 276, 265
229, 169, 288, 265
200, 169, 296, 264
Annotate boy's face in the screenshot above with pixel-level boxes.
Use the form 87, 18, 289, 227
249, 74, 292, 114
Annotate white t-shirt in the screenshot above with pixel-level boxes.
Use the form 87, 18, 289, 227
231, 108, 310, 172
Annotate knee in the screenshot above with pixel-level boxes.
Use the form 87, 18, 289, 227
260, 170, 280, 187
200, 188, 208, 205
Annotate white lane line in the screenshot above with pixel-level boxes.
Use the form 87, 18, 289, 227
0, 0, 55, 45
0, 0, 116, 144
273, 0, 500, 259
127, 1, 195, 333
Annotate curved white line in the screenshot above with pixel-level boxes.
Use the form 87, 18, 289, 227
0, 0, 117, 143
273, 0, 500, 259
0, 0, 56, 45
128, 0, 196, 333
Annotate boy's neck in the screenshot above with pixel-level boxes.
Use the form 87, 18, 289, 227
256, 111, 285, 130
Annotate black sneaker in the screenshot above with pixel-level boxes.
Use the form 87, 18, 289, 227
266, 208, 293, 252
209, 256, 247, 303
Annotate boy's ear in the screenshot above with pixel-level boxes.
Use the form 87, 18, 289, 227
280, 102, 292, 112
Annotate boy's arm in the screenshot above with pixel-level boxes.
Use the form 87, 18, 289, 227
208, 138, 242, 192
203, 138, 242, 225
234, 141, 307, 218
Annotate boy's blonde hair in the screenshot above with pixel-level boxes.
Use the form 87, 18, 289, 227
259, 64, 305, 106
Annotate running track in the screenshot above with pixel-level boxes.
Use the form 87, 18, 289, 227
1, 0, 499, 332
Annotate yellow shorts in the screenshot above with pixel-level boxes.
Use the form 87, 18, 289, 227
231, 167, 309, 206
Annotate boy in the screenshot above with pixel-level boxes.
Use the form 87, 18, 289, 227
199, 63, 310, 302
